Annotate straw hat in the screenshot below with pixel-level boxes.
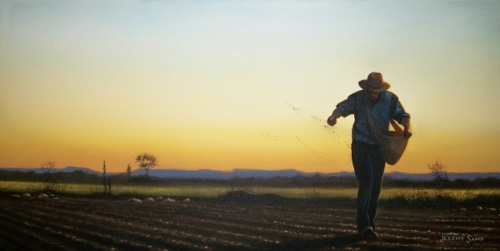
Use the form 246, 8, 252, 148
358, 72, 391, 93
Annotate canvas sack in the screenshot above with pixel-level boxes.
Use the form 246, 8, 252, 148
365, 107, 411, 165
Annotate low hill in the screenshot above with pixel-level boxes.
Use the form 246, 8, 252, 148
2, 167, 499, 181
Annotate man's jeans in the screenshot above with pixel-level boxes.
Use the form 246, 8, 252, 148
351, 140, 385, 233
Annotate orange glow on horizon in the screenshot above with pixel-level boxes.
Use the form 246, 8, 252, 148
1, 1, 499, 174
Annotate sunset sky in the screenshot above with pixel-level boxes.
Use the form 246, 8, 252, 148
1, 1, 499, 174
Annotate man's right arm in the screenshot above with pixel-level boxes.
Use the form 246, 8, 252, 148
327, 108, 342, 126
327, 91, 360, 126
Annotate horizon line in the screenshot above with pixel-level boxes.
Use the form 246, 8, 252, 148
1, 166, 499, 175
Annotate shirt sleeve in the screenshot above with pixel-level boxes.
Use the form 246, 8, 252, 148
391, 95, 410, 123
336, 92, 359, 117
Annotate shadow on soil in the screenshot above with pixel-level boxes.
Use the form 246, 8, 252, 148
219, 235, 417, 251
255, 234, 359, 251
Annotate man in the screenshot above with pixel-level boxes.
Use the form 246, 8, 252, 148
327, 72, 410, 240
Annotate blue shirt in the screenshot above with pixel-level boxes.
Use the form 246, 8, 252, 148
336, 90, 409, 145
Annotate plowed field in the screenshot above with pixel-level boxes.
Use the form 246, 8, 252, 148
0, 194, 498, 251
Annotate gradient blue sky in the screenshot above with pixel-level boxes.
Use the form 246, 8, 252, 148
1, 0, 499, 173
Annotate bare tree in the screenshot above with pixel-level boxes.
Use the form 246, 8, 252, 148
42, 160, 57, 169
135, 153, 157, 176
40, 160, 65, 193
102, 161, 108, 194
428, 159, 449, 191
126, 164, 132, 180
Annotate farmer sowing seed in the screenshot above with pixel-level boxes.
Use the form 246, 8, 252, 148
327, 72, 411, 241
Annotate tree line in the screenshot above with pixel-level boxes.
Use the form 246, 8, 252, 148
1, 169, 498, 189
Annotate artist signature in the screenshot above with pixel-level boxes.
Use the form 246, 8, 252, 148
439, 234, 484, 244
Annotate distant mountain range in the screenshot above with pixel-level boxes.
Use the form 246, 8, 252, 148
1, 166, 98, 174
1, 166, 499, 181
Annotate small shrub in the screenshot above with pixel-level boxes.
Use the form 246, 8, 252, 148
382, 188, 499, 209
219, 190, 252, 202
305, 188, 321, 200
466, 194, 500, 208
38, 173, 68, 193
217, 191, 287, 204
89, 184, 104, 194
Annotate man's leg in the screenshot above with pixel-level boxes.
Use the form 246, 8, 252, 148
352, 141, 373, 233
368, 148, 385, 234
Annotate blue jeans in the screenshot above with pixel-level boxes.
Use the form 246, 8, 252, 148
351, 140, 385, 233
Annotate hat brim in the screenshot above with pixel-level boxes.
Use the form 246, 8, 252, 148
358, 80, 391, 93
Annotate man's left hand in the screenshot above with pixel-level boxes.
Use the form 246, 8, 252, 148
402, 117, 410, 138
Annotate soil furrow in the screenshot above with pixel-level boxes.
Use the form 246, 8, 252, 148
1, 195, 498, 251
0, 211, 93, 251
2, 199, 207, 250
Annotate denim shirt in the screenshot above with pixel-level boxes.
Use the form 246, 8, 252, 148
336, 90, 409, 145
